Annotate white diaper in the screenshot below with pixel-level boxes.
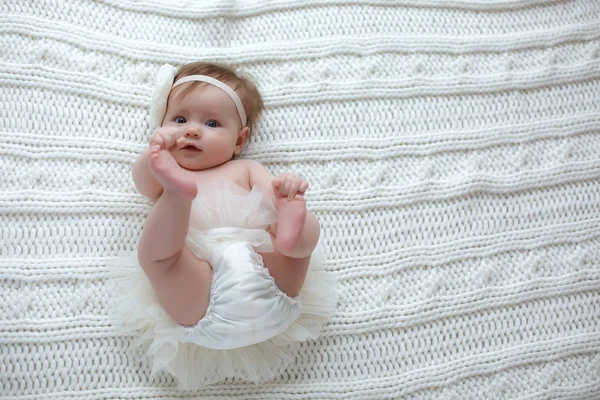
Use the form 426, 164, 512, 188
182, 234, 302, 350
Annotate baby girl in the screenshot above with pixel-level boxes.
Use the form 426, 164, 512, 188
111, 62, 336, 388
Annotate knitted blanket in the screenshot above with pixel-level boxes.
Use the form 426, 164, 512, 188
2, 0, 600, 398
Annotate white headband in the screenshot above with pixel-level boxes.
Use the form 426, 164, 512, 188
173, 75, 247, 127
148, 64, 247, 129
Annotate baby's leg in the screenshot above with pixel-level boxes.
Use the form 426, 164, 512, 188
272, 197, 321, 259
138, 147, 197, 265
259, 233, 312, 298
259, 199, 321, 297
137, 148, 211, 326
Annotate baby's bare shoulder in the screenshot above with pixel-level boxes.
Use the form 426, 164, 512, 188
232, 159, 272, 191
230, 158, 263, 173
236, 159, 261, 178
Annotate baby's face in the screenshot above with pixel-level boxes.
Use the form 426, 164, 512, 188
162, 82, 245, 170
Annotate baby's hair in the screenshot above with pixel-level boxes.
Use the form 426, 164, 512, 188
174, 62, 264, 135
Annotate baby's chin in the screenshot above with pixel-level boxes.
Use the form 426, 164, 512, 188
172, 152, 227, 171
176, 159, 205, 171
170, 152, 202, 171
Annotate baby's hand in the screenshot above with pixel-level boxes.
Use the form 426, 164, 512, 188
272, 172, 309, 201
149, 126, 184, 151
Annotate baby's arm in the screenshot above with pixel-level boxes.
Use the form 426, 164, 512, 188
132, 150, 163, 200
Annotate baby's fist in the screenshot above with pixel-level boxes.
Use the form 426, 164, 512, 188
149, 126, 183, 150
272, 172, 309, 201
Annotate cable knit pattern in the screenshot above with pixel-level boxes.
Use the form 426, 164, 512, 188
1, 0, 600, 398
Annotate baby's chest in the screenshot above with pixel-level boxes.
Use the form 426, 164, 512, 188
191, 160, 252, 191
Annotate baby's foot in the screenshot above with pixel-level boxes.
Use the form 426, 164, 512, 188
274, 195, 307, 257
148, 145, 197, 199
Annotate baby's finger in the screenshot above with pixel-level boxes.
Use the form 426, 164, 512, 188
163, 134, 177, 149
276, 172, 291, 181
161, 134, 174, 149
149, 135, 163, 147
271, 179, 285, 199
288, 180, 303, 200
282, 177, 294, 196
299, 180, 309, 193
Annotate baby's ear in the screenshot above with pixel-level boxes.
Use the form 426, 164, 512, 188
234, 127, 250, 154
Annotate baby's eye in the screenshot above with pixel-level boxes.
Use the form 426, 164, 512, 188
206, 120, 220, 128
175, 117, 186, 124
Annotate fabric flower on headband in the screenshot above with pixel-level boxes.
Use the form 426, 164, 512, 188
149, 64, 178, 130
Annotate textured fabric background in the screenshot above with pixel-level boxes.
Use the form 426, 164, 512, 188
2, 0, 600, 398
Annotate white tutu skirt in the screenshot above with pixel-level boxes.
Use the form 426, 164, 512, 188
107, 180, 337, 389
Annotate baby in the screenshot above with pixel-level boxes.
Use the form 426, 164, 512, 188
132, 61, 321, 327
113, 61, 336, 388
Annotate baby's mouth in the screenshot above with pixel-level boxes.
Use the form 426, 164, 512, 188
182, 144, 202, 152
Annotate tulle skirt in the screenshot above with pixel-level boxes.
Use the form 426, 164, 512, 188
107, 181, 337, 389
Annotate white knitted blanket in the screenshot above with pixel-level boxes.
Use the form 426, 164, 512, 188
2, 0, 600, 398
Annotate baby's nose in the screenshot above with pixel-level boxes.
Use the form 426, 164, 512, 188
185, 128, 201, 138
